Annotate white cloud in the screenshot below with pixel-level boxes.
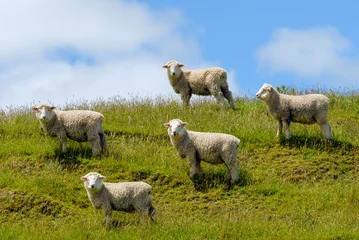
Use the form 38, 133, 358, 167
256, 27, 359, 86
0, 0, 238, 109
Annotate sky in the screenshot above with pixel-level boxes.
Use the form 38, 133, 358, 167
1, 0, 359, 110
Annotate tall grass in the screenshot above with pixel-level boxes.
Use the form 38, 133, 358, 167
1, 93, 359, 239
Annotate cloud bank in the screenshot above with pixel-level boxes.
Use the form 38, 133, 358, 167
256, 27, 359, 88
0, 0, 238, 109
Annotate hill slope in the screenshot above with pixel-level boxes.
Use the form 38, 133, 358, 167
1, 94, 359, 239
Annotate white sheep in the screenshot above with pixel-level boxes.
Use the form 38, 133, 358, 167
162, 60, 236, 109
256, 83, 332, 140
164, 119, 240, 184
32, 104, 106, 157
80, 172, 156, 229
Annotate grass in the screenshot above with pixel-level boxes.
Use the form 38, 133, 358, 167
1, 92, 359, 239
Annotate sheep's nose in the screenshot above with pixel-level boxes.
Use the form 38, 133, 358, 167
255, 94, 260, 98
41, 116, 46, 119
90, 185, 94, 188
172, 72, 176, 76
173, 131, 177, 136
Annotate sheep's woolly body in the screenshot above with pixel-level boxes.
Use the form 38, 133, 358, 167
42, 110, 104, 141
170, 68, 227, 96
81, 172, 155, 229
33, 104, 106, 156
88, 182, 153, 212
165, 119, 240, 184
163, 60, 235, 109
172, 131, 240, 164
256, 83, 332, 140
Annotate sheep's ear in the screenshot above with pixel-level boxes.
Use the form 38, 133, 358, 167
162, 64, 168, 68
32, 107, 38, 111
99, 175, 106, 180
51, 106, 56, 110
164, 123, 171, 128
80, 176, 87, 181
178, 63, 184, 67
182, 122, 188, 127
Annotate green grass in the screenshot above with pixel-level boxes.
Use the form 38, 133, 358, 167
1, 93, 359, 239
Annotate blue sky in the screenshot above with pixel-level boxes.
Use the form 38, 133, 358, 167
1, 0, 359, 109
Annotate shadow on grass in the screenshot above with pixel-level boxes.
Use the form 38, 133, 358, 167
193, 168, 251, 192
44, 147, 93, 170
279, 135, 356, 152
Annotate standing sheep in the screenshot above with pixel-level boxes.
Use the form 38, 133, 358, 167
32, 104, 107, 157
164, 119, 240, 184
162, 60, 236, 109
80, 172, 156, 229
255, 83, 332, 140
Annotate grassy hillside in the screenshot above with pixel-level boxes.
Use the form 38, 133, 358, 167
1, 92, 359, 239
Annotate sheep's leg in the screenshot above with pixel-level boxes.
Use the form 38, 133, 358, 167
136, 209, 147, 223
58, 135, 67, 152
104, 211, 112, 230
222, 88, 236, 110
212, 91, 226, 109
181, 91, 191, 108
188, 154, 201, 179
59, 142, 67, 152
227, 161, 239, 184
223, 151, 239, 184
189, 162, 198, 179
282, 120, 291, 139
89, 134, 101, 157
320, 123, 332, 140
276, 120, 283, 137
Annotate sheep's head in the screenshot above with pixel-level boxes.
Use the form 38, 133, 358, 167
164, 119, 188, 138
81, 172, 105, 191
32, 104, 56, 122
162, 60, 184, 78
256, 83, 273, 102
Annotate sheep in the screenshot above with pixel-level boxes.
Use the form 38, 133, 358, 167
162, 60, 236, 109
32, 103, 106, 157
255, 83, 332, 140
80, 172, 156, 229
164, 119, 240, 184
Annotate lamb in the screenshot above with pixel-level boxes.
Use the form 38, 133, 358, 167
80, 172, 156, 229
255, 83, 332, 140
164, 119, 240, 184
162, 60, 236, 109
32, 103, 107, 157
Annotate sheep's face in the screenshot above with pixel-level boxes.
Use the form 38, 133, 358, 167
81, 172, 105, 191
163, 61, 184, 78
256, 84, 273, 102
164, 119, 188, 138
32, 104, 56, 122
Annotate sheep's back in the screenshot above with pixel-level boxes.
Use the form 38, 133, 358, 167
279, 94, 329, 124
104, 182, 152, 210
55, 110, 104, 141
184, 68, 227, 95
188, 131, 239, 163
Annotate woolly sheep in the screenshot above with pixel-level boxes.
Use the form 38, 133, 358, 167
164, 119, 240, 184
32, 104, 106, 157
255, 83, 332, 140
80, 172, 156, 229
162, 60, 236, 109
